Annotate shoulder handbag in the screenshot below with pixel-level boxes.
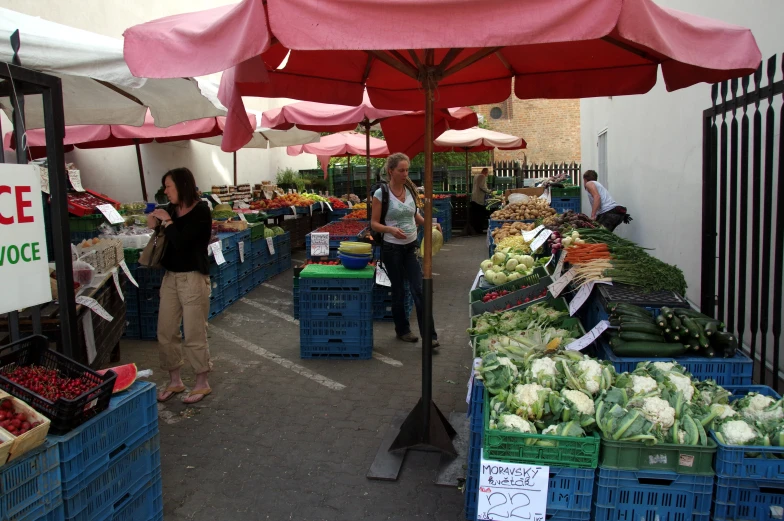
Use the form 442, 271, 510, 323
139, 226, 167, 269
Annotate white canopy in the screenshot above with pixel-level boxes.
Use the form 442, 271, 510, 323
0, 7, 224, 129
198, 127, 321, 149
433, 127, 525, 151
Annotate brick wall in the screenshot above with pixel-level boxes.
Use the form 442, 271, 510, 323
475, 95, 581, 165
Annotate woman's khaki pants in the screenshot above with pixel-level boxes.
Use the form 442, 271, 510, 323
157, 271, 212, 374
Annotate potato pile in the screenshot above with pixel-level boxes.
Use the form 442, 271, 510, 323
490, 199, 556, 220
491, 221, 537, 244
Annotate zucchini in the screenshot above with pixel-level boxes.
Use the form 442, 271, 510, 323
713, 331, 739, 358
612, 308, 653, 320
614, 303, 652, 315
619, 315, 654, 324
703, 346, 716, 358
663, 329, 681, 343
655, 314, 669, 330
620, 323, 666, 336
669, 315, 684, 332
611, 341, 688, 357
701, 321, 719, 337
619, 331, 667, 343
609, 317, 622, 327
672, 307, 710, 319
660, 307, 675, 320
681, 317, 701, 338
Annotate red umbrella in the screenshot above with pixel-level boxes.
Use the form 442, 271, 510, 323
124, 0, 762, 455
263, 92, 476, 201
287, 131, 390, 196
6, 111, 255, 199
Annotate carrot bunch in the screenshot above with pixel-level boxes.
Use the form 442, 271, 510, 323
564, 242, 611, 264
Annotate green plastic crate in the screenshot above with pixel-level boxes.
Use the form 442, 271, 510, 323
469, 297, 582, 343
469, 276, 552, 316
124, 248, 142, 265
482, 385, 600, 468
244, 213, 268, 224
599, 436, 716, 476
248, 222, 266, 240
69, 214, 106, 232
469, 266, 548, 303
551, 185, 581, 197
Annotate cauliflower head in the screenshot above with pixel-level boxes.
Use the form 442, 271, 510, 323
737, 393, 784, 423
562, 389, 595, 416
531, 358, 557, 378
542, 425, 558, 435
719, 420, 761, 446
498, 414, 536, 434
576, 359, 602, 395
666, 372, 695, 402
631, 375, 659, 395
640, 396, 676, 429
652, 362, 675, 372
513, 383, 545, 405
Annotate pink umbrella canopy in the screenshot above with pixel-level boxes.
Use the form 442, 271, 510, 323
432, 127, 527, 153
287, 131, 389, 179
124, 0, 762, 152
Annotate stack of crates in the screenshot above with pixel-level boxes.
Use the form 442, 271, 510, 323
250, 233, 275, 288
274, 233, 292, 275
550, 185, 581, 214
466, 381, 598, 521
122, 263, 141, 339
372, 282, 413, 321
298, 264, 374, 359
432, 196, 452, 243
304, 223, 366, 260
49, 381, 161, 521
0, 441, 63, 521
710, 385, 784, 521
134, 265, 165, 340
231, 230, 253, 298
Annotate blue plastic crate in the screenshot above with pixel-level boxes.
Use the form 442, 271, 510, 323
252, 262, 275, 287
551, 196, 581, 214
133, 267, 164, 289
231, 230, 251, 248
36, 500, 64, 521
48, 382, 157, 485
122, 316, 140, 339
464, 427, 481, 521
299, 276, 374, 293
300, 284, 373, 319
0, 441, 60, 521
328, 208, 352, 222
275, 234, 291, 258
223, 282, 239, 305
238, 274, 254, 296
139, 314, 157, 340
592, 468, 713, 521
250, 238, 269, 262
237, 257, 253, 279
469, 380, 484, 434
300, 318, 373, 359
276, 254, 292, 274
138, 288, 160, 315
3, 489, 61, 521
209, 293, 225, 319
61, 432, 160, 521
595, 340, 753, 386
711, 385, 784, 480
222, 248, 240, 265
713, 474, 784, 521
300, 342, 372, 360
108, 472, 163, 521
219, 261, 239, 287
216, 232, 239, 253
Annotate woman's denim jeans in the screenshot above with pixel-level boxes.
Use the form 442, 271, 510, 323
381, 241, 437, 340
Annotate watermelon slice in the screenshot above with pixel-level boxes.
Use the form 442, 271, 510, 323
97, 363, 137, 393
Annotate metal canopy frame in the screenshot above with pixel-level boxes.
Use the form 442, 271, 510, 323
1, 32, 78, 360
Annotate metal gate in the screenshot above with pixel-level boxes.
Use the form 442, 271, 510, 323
701, 54, 783, 390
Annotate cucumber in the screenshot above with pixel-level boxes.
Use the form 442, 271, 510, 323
614, 303, 652, 316
713, 331, 739, 358
619, 315, 654, 324
611, 341, 688, 357
619, 331, 667, 343
701, 321, 719, 337
669, 315, 684, 332
655, 314, 669, 330
609, 317, 622, 327
673, 307, 711, 319
660, 307, 675, 320
613, 309, 653, 321
663, 329, 681, 343
704, 346, 716, 358
620, 323, 666, 336
681, 317, 701, 338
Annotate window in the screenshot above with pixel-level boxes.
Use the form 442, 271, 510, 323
490, 107, 503, 120
597, 130, 608, 188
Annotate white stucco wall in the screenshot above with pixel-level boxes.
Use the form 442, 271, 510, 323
581, 0, 784, 307
0, 0, 316, 201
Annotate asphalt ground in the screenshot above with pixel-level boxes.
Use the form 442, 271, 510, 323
119, 234, 487, 521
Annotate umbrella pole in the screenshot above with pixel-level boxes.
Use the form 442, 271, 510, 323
133, 139, 148, 201
346, 153, 351, 197
233, 151, 237, 186
464, 147, 473, 235
365, 120, 371, 209
389, 57, 456, 457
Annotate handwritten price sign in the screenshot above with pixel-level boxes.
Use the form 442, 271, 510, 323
478, 452, 549, 521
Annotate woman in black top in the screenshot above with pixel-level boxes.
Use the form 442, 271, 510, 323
148, 168, 213, 404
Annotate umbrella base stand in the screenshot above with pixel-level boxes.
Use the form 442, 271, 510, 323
367, 399, 457, 481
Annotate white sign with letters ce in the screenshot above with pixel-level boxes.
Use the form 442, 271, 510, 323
0, 164, 52, 313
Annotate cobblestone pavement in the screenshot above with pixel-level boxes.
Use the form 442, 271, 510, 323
119, 234, 487, 521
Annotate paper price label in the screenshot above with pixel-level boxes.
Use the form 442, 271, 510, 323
319, 202, 324, 212
238, 241, 245, 263
112, 269, 124, 302
310, 232, 330, 257
68, 170, 85, 191
238, 213, 247, 222
210, 242, 226, 265
478, 454, 549, 521
36, 165, 50, 194
375, 263, 392, 287
202, 198, 213, 210
466, 357, 482, 405
266, 237, 275, 255
521, 225, 545, 241
548, 267, 575, 298
289, 205, 298, 218
566, 320, 611, 351
348, 202, 353, 208
211, 194, 222, 204
76, 296, 113, 322
530, 229, 552, 252
568, 280, 611, 316
553, 253, 566, 281
119, 260, 139, 288
325, 202, 332, 212
96, 204, 125, 224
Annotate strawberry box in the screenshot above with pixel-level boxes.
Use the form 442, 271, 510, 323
67, 189, 121, 217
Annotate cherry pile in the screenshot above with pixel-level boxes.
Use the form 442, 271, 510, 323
481, 289, 515, 303
492, 289, 549, 311
3, 366, 96, 402
0, 399, 41, 436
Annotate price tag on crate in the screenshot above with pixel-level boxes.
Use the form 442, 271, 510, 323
119, 260, 139, 288
552, 253, 566, 281
375, 263, 392, 287
112, 269, 124, 301
567, 320, 611, 351
201, 198, 213, 210
530, 228, 552, 252
209, 242, 226, 265
68, 169, 85, 191
238, 212, 247, 222
211, 194, 222, 204
96, 204, 125, 224
238, 241, 245, 263
348, 201, 353, 208
324, 202, 332, 212
466, 357, 481, 405
266, 237, 275, 255
548, 267, 575, 298
76, 296, 114, 322
477, 454, 549, 521
310, 232, 330, 257
289, 205, 298, 218
35, 165, 50, 194
521, 225, 544, 242
569, 281, 611, 316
